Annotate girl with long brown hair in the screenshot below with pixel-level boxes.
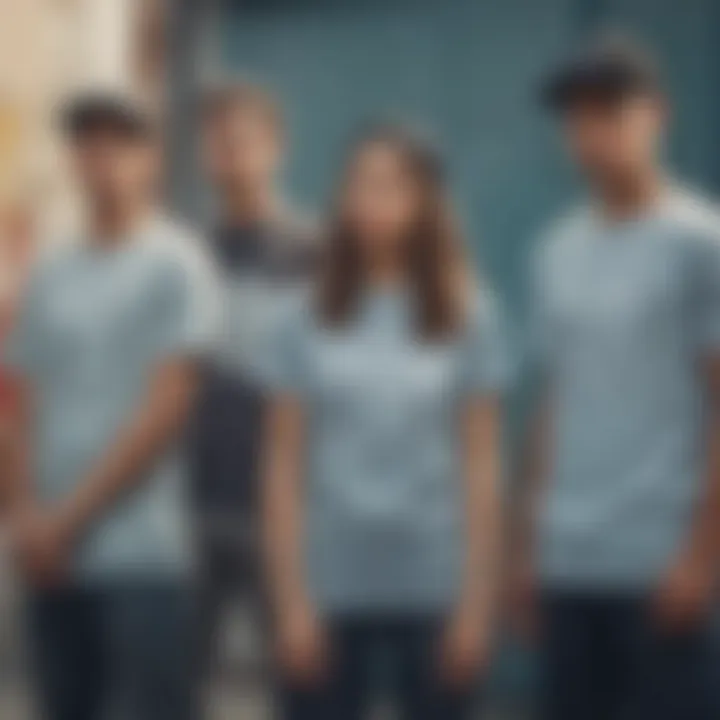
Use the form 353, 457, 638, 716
262, 124, 509, 719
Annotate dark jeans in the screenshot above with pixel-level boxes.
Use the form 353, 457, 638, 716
196, 526, 268, 682
27, 580, 197, 720
278, 615, 483, 720
540, 590, 718, 720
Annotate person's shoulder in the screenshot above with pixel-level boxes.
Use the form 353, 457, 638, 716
533, 202, 592, 268
27, 233, 86, 283
663, 186, 720, 246
143, 214, 219, 280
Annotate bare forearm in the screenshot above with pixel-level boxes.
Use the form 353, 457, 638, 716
2, 380, 35, 514
689, 361, 720, 568
57, 363, 197, 540
461, 399, 503, 614
464, 458, 503, 615
262, 398, 308, 616
264, 465, 306, 611
688, 419, 720, 566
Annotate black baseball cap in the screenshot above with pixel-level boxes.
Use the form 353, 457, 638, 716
541, 34, 663, 111
60, 90, 157, 140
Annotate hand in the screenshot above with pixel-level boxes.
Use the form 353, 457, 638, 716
9, 506, 74, 587
653, 553, 716, 633
276, 599, 329, 686
439, 602, 492, 689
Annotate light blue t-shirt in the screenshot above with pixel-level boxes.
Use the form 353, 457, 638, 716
4, 217, 220, 580
265, 287, 509, 612
532, 190, 720, 589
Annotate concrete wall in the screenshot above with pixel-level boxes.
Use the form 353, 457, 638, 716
0, 0, 145, 231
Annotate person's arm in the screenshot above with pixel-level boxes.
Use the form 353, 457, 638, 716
54, 359, 198, 542
654, 356, 720, 629
441, 395, 503, 685
509, 389, 551, 639
262, 393, 327, 684
11, 233, 220, 582
461, 396, 503, 617
1, 259, 46, 550
10, 359, 199, 585
440, 288, 512, 685
688, 357, 720, 564
653, 225, 720, 630
1, 376, 34, 518
262, 394, 309, 614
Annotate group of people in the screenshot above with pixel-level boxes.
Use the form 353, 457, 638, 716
2, 32, 720, 720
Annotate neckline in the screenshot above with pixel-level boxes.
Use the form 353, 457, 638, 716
83, 212, 161, 255
586, 184, 685, 238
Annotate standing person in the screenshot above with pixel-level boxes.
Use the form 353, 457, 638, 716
512, 35, 720, 720
193, 81, 316, 683
262, 124, 509, 719
2, 92, 218, 720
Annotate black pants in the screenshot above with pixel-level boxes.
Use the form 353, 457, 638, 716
278, 615, 483, 720
540, 590, 718, 720
195, 526, 268, 683
27, 580, 197, 720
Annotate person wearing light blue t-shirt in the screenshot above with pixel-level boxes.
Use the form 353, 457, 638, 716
513, 35, 720, 720
262, 125, 510, 720
2, 93, 219, 720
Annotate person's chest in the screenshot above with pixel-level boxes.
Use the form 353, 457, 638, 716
38, 253, 160, 375
542, 227, 688, 358
306, 320, 463, 429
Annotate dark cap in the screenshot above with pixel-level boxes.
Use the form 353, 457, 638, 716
60, 90, 157, 139
541, 34, 663, 111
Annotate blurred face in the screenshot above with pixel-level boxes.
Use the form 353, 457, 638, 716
562, 93, 664, 185
342, 141, 422, 261
202, 107, 282, 193
71, 128, 159, 212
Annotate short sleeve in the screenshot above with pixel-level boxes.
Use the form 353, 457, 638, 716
459, 290, 513, 394
259, 301, 311, 395
2, 265, 47, 378
689, 227, 720, 353
152, 242, 222, 361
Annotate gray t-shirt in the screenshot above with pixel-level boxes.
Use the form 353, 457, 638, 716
5, 217, 220, 579
264, 287, 510, 612
532, 190, 720, 589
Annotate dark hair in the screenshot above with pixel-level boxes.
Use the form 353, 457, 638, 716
317, 123, 472, 341
541, 33, 663, 112
200, 79, 283, 135
61, 93, 156, 142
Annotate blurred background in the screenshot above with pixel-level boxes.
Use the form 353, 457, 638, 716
2, 0, 720, 717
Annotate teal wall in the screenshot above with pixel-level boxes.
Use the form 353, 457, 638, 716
219, 0, 720, 319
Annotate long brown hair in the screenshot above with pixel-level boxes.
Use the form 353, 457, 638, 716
317, 124, 472, 341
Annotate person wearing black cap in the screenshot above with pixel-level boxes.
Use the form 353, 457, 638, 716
191, 81, 317, 689
512, 34, 720, 720
3, 90, 219, 720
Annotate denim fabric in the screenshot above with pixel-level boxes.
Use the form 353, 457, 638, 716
27, 581, 197, 720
